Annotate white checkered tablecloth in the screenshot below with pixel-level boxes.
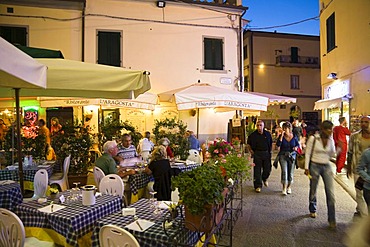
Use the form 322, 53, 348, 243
129, 173, 152, 195
0, 164, 53, 182
14, 193, 122, 246
0, 182, 23, 211
91, 199, 200, 247
172, 164, 200, 172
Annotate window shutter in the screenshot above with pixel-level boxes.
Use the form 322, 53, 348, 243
97, 31, 121, 67
326, 13, 336, 52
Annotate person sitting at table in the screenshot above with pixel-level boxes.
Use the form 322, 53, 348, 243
114, 133, 140, 166
96, 140, 135, 178
137, 131, 154, 163
160, 137, 175, 160
145, 145, 172, 201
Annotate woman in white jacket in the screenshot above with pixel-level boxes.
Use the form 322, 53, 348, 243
304, 120, 336, 229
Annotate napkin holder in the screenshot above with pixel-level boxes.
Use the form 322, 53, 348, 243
122, 208, 136, 216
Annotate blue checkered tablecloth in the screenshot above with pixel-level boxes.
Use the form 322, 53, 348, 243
14, 193, 122, 246
91, 199, 200, 247
129, 173, 152, 195
0, 164, 54, 182
171, 164, 200, 172
0, 181, 23, 211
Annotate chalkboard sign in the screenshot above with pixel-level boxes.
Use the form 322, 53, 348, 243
302, 111, 319, 125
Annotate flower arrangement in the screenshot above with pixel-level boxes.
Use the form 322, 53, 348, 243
208, 138, 234, 158
214, 153, 251, 180
48, 184, 59, 195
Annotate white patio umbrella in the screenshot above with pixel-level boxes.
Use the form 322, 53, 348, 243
0, 37, 47, 194
247, 92, 296, 105
159, 83, 269, 137
39, 92, 158, 110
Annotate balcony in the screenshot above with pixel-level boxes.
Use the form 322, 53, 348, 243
276, 55, 320, 68
181, 0, 241, 7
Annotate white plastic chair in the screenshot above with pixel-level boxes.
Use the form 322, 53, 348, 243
27, 169, 48, 201
0, 208, 55, 247
99, 174, 127, 206
93, 166, 105, 189
99, 224, 140, 247
0, 208, 25, 247
49, 155, 71, 191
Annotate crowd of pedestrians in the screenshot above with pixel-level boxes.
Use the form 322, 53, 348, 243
247, 115, 370, 231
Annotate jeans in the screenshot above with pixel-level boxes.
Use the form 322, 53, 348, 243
309, 162, 336, 223
363, 188, 370, 214
253, 151, 272, 189
279, 154, 295, 185
354, 174, 368, 216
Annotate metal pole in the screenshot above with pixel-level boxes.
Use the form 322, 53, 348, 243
196, 108, 199, 139
15, 88, 24, 195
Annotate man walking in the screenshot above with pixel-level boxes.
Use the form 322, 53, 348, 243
347, 115, 370, 217
247, 120, 273, 193
333, 117, 351, 173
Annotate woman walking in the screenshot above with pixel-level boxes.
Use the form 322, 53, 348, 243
304, 120, 336, 229
276, 122, 300, 195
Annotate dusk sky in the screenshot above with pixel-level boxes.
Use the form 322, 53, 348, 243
242, 0, 320, 36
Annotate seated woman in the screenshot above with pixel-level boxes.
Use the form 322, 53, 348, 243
145, 145, 172, 201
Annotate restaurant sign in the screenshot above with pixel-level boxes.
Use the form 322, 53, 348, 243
40, 98, 155, 110
184, 100, 266, 111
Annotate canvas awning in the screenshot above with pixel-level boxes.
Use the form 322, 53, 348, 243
0, 58, 151, 99
314, 97, 348, 110
247, 92, 296, 105
39, 92, 158, 110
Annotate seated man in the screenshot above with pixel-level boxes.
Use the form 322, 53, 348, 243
114, 133, 140, 167
96, 140, 135, 179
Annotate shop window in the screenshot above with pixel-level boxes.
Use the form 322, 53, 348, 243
290, 75, 300, 89
326, 13, 336, 53
243, 45, 248, 59
97, 31, 121, 67
0, 25, 27, 45
203, 37, 224, 70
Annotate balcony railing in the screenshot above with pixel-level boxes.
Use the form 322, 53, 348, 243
276, 55, 320, 68
182, 0, 240, 6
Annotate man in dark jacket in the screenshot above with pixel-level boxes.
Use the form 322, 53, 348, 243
247, 120, 273, 193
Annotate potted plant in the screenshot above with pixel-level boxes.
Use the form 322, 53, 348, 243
171, 165, 226, 232
51, 121, 92, 187
48, 184, 60, 199
152, 117, 189, 160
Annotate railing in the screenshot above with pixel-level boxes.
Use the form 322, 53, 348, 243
276, 55, 320, 68
181, 0, 239, 7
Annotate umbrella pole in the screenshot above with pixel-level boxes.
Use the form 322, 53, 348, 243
196, 108, 199, 139
14, 88, 24, 195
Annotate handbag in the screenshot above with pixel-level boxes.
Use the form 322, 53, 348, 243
273, 155, 279, 169
355, 177, 365, 190
297, 137, 316, 169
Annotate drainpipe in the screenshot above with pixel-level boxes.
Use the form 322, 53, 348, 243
249, 31, 254, 92
239, 9, 246, 92
81, 1, 86, 62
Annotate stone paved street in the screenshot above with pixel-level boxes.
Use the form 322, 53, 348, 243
225, 161, 359, 247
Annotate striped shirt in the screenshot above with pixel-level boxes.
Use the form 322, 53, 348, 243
117, 144, 138, 159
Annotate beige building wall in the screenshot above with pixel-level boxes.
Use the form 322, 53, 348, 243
244, 31, 322, 124
0, 4, 82, 59
1, 0, 245, 142
319, 0, 370, 122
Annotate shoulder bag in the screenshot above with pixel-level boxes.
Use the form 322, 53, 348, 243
355, 176, 365, 190
297, 136, 316, 169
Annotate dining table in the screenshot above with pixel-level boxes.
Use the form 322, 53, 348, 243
0, 180, 23, 211
0, 161, 55, 190
128, 172, 152, 204
14, 191, 122, 247
91, 198, 202, 247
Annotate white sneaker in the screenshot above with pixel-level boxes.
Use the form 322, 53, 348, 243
282, 188, 287, 195
287, 187, 292, 194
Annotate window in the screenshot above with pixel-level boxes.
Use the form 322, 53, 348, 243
290, 47, 299, 63
204, 37, 224, 70
0, 26, 27, 45
290, 75, 300, 89
326, 13, 336, 52
97, 31, 121, 67
243, 45, 248, 59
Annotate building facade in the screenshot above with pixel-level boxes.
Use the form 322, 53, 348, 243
317, 0, 370, 129
0, 0, 246, 141
243, 31, 322, 126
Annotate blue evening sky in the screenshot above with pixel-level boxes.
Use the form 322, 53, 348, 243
242, 0, 320, 36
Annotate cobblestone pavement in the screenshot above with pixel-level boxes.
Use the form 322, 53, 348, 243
223, 161, 358, 247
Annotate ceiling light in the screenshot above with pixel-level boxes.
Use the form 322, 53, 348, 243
327, 72, 338, 80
